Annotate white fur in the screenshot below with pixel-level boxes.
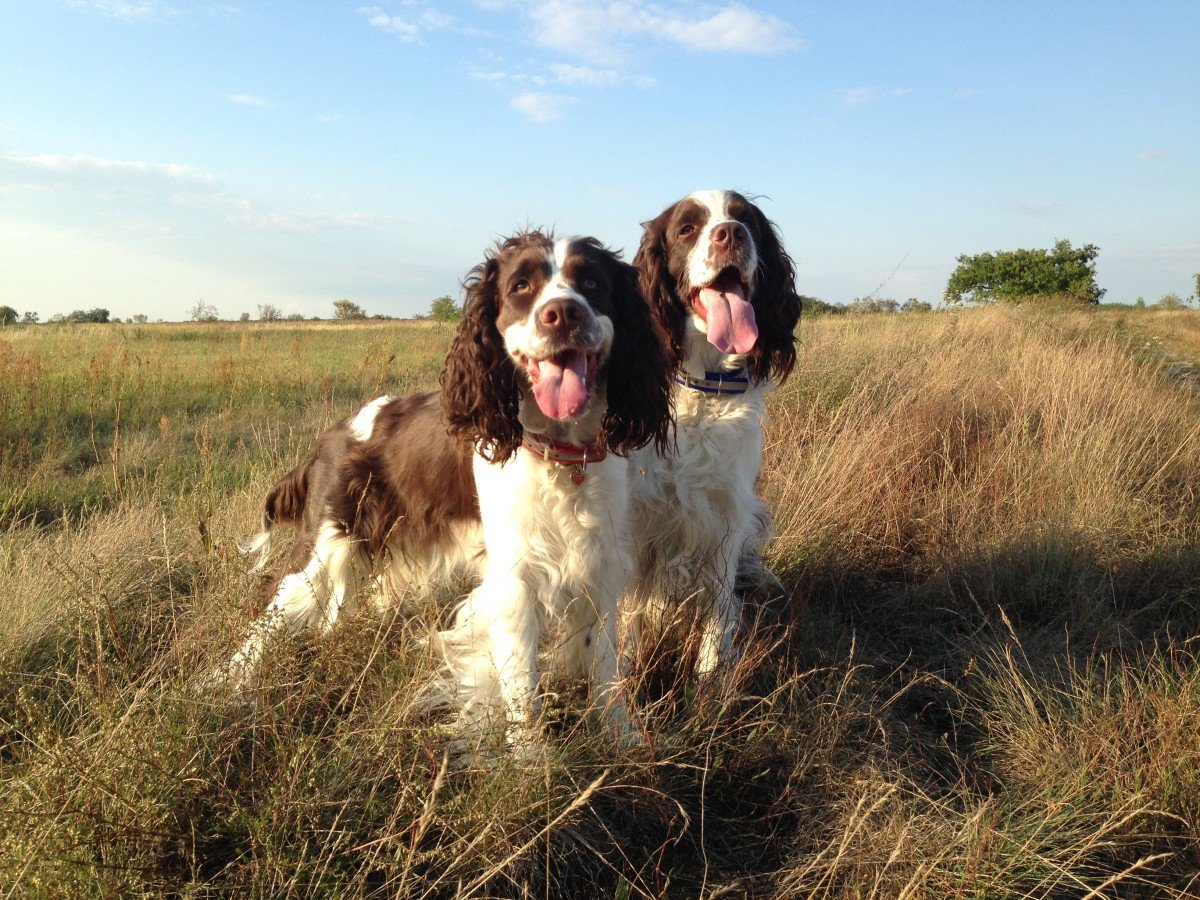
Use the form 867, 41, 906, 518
629, 190, 774, 676
502, 236, 607, 364
685, 189, 760, 300
349, 395, 393, 442
435, 449, 633, 742
629, 380, 768, 675
238, 527, 274, 573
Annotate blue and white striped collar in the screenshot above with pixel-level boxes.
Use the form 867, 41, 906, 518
673, 367, 751, 395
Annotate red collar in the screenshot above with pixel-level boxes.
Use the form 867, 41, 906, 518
521, 432, 607, 484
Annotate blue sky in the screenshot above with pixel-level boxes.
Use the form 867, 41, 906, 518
2, 1, 1197, 320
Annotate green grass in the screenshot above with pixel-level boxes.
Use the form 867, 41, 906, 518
2, 308, 1199, 896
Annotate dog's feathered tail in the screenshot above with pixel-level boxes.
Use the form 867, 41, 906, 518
239, 453, 316, 572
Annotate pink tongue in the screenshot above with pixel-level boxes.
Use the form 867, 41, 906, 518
700, 283, 757, 354
532, 352, 590, 419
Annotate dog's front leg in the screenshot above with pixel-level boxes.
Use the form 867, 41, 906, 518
480, 575, 542, 746
695, 537, 744, 678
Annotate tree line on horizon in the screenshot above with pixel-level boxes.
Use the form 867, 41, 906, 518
3, 245, 1198, 327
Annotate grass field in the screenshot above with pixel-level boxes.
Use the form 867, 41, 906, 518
2, 305, 1199, 897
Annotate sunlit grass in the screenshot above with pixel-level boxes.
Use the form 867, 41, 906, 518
2, 307, 1199, 895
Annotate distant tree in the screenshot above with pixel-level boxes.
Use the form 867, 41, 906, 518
21, 311, 39, 325
945, 239, 1105, 305
802, 296, 845, 315
238, 312, 251, 322
333, 299, 368, 321
1155, 292, 1187, 310
1135, 297, 1146, 309
190, 300, 219, 322
132, 313, 149, 324
0, 305, 17, 326
429, 294, 462, 322
67, 308, 110, 323
1194, 273, 1200, 303
49, 313, 67, 324
901, 298, 933, 313
286, 313, 305, 321
849, 297, 900, 314
257, 304, 282, 321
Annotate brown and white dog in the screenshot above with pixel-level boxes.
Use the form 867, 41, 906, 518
628, 190, 802, 676
226, 231, 671, 746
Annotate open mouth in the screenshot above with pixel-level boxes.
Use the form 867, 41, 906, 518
689, 266, 758, 355
522, 348, 600, 420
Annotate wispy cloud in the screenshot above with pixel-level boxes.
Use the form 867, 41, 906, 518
227, 93, 273, 108
2, 151, 391, 235
65, 0, 178, 22
548, 62, 621, 87
4, 153, 217, 187
472, 62, 655, 89
1005, 200, 1057, 217
837, 86, 910, 106
514, 0, 800, 65
837, 87, 877, 106
357, 5, 454, 42
510, 91, 576, 122
1138, 148, 1172, 162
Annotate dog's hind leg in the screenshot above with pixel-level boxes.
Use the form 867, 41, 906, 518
222, 521, 364, 687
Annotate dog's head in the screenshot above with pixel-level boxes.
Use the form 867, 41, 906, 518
442, 231, 672, 461
635, 190, 802, 383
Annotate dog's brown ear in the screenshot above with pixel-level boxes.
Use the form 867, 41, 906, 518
633, 207, 686, 372
745, 204, 802, 384
600, 256, 674, 457
441, 256, 522, 463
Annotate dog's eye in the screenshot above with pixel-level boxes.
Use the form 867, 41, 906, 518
679, 224, 695, 236
514, 279, 530, 292
582, 278, 597, 290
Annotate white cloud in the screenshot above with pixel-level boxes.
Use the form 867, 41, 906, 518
837, 87, 876, 106
648, 3, 799, 53
4, 153, 218, 187
2, 151, 392, 236
223, 208, 396, 234
357, 5, 454, 42
547, 62, 621, 87
227, 93, 273, 108
65, 0, 178, 22
837, 86, 910, 106
520, 0, 799, 64
1005, 200, 1057, 217
472, 62, 655, 91
510, 91, 576, 122
1138, 148, 1172, 162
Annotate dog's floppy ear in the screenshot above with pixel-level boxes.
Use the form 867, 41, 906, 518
746, 204, 802, 384
441, 255, 522, 463
600, 254, 674, 457
633, 207, 686, 372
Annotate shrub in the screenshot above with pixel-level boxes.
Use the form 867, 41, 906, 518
946, 239, 1105, 304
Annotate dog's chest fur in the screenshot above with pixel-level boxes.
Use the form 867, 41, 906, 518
630, 386, 764, 581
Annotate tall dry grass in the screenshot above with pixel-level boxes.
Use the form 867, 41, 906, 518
1, 308, 1199, 896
